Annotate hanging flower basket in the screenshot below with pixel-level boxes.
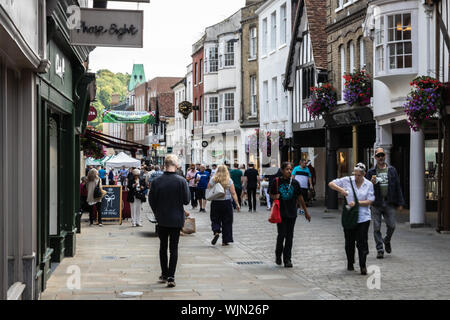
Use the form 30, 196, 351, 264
343, 69, 372, 106
81, 136, 107, 160
306, 83, 338, 118
403, 76, 443, 132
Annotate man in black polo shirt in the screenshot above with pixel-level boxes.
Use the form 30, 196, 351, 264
244, 163, 259, 212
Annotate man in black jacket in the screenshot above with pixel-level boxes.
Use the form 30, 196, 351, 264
366, 148, 405, 259
149, 155, 190, 288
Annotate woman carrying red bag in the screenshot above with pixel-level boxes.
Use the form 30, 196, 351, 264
269, 162, 311, 268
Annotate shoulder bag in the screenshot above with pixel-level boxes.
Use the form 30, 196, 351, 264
269, 178, 282, 224
205, 181, 225, 201
341, 177, 360, 230
93, 180, 103, 199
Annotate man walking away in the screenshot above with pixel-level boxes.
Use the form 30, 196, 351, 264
244, 163, 259, 212
119, 166, 128, 187
186, 164, 198, 209
366, 147, 404, 259
98, 166, 107, 186
230, 163, 243, 208
195, 165, 210, 212
211, 164, 217, 177
149, 155, 190, 288
149, 165, 164, 186
292, 159, 313, 206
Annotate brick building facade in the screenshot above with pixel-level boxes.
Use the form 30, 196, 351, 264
191, 35, 205, 163
241, 0, 266, 166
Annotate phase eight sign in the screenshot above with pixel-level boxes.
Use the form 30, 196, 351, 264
70, 8, 144, 48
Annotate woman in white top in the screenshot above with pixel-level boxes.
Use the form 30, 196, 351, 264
86, 168, 104, 226
208, 165, 240, 246
328, 163, 375, 275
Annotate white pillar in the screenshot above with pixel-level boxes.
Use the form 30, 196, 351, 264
410, 129, 425, 227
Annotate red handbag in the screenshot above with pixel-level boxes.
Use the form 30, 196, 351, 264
268, 178, 282, 224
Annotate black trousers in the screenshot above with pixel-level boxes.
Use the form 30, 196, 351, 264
344, 220, 370, 268
189, 186, 197, 207
89, 202, 102, 224
300, 188, 309, 203
232, 188, 242, 209
211, 200, 234, 244
276, 216, 297, 262
247, 188, 257, 210
158, 226, 181, 279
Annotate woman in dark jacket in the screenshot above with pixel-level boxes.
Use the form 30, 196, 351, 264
270, 162, 311, 268
127, 169, 147, 227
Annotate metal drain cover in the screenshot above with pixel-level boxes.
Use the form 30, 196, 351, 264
119, 291, 143, 298
236, 261, 264, 265
102, 256, 117, 260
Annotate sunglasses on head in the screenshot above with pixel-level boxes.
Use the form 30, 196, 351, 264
376, 153, 385, 158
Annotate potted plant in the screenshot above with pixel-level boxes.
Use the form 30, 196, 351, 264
403, 76, 443, 132
306, 83, 338, 118
343, 69, 372, 107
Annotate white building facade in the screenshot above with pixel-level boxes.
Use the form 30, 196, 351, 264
202, 9, 245, 165
365, 0, 446, 225
256, 0, 293, 168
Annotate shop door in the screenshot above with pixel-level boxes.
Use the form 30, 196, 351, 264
49, 118, 58, 236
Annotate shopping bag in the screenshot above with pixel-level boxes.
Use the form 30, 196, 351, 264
182, 217, 196, 234
268, 200, 281, 224
268, 178, 282, 224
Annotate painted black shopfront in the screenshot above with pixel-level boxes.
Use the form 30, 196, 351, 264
35, 4, 95, 296
323, 105, 376, 209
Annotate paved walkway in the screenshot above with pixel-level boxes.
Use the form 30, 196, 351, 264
40, 201, 450, 300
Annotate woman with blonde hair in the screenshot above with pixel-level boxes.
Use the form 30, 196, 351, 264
86, 168, 104, 226
207, 165, 240, 246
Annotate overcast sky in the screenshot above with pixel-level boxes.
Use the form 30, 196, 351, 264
88, 0, 245, 79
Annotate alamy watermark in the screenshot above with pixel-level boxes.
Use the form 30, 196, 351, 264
66, 265, 81, 290
366, 265, 381, 290
66, 5, 81, 30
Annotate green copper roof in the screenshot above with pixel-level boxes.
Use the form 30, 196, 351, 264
128, 64, 146, 92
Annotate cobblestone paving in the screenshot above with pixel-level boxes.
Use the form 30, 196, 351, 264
40, 201, 450, 300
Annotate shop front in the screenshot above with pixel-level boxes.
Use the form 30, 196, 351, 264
324, 106, 376, 209
35, 17, 95, 295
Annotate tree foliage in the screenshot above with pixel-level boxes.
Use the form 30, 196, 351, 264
88, 69, 130, 131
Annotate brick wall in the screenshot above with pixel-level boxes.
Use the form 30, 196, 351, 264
326, 0, 372, 99
241, 1, 265, 126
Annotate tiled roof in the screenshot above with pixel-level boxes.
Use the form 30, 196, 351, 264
305, 0, 327, 70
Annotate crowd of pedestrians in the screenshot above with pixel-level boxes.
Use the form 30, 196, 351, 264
80, 148, 404, 286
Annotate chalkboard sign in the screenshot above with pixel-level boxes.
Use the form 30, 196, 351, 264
100, 185, 123, 224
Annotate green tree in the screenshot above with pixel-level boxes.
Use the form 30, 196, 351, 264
88, 69, 131, 132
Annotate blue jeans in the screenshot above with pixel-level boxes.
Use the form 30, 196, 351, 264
372, 203, 396, 252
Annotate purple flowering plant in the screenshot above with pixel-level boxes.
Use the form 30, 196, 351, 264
306, 83, 338, 118
343, 69, 372, 106
403, 76, 443, 131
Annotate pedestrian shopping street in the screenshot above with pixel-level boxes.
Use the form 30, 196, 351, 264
40, 203, 450, 300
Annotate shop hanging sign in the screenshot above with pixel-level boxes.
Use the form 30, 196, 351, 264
88, 106, 97, 121
102, 111, 156, 124
69, 8, 144, 48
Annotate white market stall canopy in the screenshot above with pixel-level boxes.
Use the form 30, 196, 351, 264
104, 152, 140, 169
